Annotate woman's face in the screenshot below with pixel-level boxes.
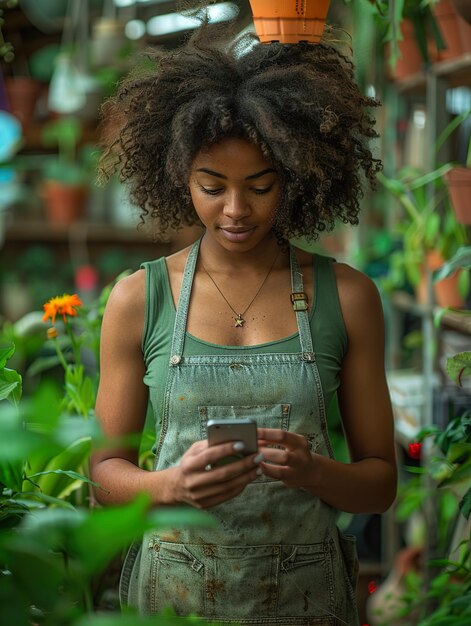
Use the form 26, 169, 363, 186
188, 137, 281, 252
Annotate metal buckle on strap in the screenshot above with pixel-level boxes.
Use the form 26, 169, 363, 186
290, 292, 309, 311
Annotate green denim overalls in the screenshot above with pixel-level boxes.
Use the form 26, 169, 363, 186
120, 239, 360, 626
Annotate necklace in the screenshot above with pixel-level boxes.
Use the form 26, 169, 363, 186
201, 251, 279, 327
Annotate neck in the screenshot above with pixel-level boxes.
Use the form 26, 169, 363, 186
199, 233, 283, 272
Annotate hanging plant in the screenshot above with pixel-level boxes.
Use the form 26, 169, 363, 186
0, 0, 17, 63
348, 0, 446, 69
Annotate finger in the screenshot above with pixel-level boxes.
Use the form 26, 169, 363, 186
258, 446, 289, 466
186, 439, 209, 456
257, 429, 304, 449
182, 440, 247, 473
188, 465, 261, 508
259, 461, 289, 480
200, 441, 260, 471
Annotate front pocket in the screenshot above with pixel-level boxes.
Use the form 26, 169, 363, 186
202, 543, 280, 620
277, 543, 335, 619
148, 540, 205, 615
199, 404, 291, 439
337, 531, 359, 599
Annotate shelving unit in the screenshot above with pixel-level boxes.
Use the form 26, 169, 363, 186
383, 42, 471, 609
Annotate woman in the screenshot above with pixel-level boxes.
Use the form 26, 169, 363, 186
92, 18, 397, 626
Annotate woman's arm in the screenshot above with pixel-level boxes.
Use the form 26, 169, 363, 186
90, 269, 170, 506
91, 269, 262, 508
258, 264, 397, 514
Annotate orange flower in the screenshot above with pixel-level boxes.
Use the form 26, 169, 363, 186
42, 294, 83, 324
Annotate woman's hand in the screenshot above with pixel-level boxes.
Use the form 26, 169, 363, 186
257, 428, 318, 489
170, 440, 264, 509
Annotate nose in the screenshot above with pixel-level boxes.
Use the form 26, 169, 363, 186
223, 189, 251, 221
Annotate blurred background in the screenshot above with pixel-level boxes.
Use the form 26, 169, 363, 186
1, 2, 471, 624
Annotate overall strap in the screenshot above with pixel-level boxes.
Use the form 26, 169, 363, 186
169, 238, 201, 365
290, 247, 314, 359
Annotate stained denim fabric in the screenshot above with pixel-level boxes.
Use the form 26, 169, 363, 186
120, 239, 360, 626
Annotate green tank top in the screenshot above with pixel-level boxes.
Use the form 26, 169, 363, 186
141, 251, 347, 430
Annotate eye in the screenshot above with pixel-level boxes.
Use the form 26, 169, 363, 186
252, 185, 274, 195
198, 184, 222, 196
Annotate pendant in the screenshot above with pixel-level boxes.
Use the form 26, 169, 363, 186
234, 314, 245, 327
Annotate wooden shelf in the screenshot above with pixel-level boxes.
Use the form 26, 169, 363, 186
394, 52, 471, 93
433, 52, 471, 87
4, 219, 171, 246
390, 291, 471, 335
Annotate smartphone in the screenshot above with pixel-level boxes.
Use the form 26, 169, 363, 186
207, 418, 258, 466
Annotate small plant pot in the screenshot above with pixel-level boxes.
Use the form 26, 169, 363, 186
417, 250, 465, 308
432, 0, 471, 60
5, 76, 41, 128
42, 179, 88, 226
444, 166, 471, 225
387, 20, 423, 81
248, 0, 331, 44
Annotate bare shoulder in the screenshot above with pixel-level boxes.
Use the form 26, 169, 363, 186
332, 262, 384, 333
103, 269, 146, 344
106, 269, 145, 314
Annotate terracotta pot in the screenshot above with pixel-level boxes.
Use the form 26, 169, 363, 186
417, 250, 465, 308
4, 76, 41, 128
388, 20, 423, 81
42, 179, 88, 226
248, 0, 331, 44
432, 0, 471, 60
444, 166, 471, 225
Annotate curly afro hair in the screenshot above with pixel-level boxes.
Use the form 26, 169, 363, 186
98, 18, 382, 241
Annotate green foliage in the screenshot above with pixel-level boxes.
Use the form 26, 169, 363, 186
41, 116, 98, 185
391, 406, 471, 625
433, 247, 471, 387
0, 343, 22, 405
378, 166, 469, 291
343, 0, 445, 68
0, 279, 227, 625
0, 354, 220, 624
0, 0, 18, 63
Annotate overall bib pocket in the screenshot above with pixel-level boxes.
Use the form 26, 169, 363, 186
199, 404, 291, 483
199, 404, 291, 438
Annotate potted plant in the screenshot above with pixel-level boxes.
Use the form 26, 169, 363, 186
361, 0, 445, 77
437, 109, 471, 226
40, 115, 93, 226
434, 247, 471, 387
378, 164, 469, 308
248, 0, 331, 44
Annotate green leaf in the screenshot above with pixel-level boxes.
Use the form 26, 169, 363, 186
0, 344, 15, 369
447, 443, 471, 464
446, 352, 471, 386
0, 379, 20, 403
459, 487, 471, 519
0, 459, 24, 492
26, 437, 92, 498
72, 498, 217, 576
434, 246, 471, 280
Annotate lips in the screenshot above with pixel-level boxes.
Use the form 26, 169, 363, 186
219, 226, 256, 242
